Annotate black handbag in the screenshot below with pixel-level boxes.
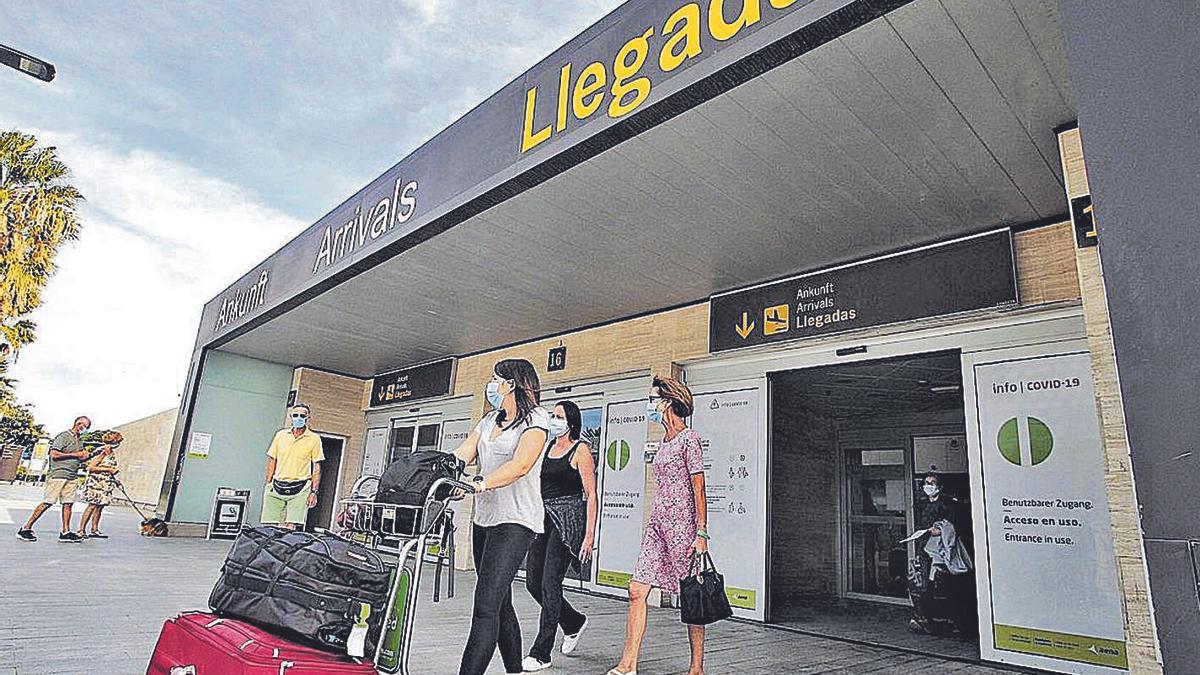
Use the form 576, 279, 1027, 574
679, 551, 733, 626
271, 478, 309, 496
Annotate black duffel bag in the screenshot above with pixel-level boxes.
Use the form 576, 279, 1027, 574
209, 526, 391, 656
374, 451, 463, 536
376, 450, 463, 506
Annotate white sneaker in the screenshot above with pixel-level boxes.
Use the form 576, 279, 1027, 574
561, 617, 587, 655
521, 656, 551, 672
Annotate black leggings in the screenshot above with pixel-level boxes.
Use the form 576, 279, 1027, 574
459, 523, 535, 675
525, 516, 587, 661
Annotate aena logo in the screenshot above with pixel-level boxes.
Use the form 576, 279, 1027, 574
997, 416, 1054, 466
606, 440, 631, 471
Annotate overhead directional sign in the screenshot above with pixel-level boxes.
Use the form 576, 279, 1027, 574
763, 304, 789, 336
709, 230, 1018, 352
734, 312, 755, 340
370, 358, 456, 407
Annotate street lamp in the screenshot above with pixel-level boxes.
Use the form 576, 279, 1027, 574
0, 44, 55, 82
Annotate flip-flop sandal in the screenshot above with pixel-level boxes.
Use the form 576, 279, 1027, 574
90, 532, 109, 539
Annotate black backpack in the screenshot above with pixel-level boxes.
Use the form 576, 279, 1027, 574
375, 450, 463, 507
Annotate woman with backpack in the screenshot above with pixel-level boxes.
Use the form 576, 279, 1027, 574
451, 358, 551, 675
520, 400, 598, 672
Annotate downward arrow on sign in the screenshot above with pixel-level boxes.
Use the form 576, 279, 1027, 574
735, 312, 755, 339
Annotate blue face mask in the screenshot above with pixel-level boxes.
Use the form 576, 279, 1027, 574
646, 401, 663, 425
548, 418, 569, 438
291, 415, 307, 429
486, 381, 506, 409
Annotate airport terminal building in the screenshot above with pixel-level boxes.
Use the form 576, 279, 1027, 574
158, 2, 1200, 673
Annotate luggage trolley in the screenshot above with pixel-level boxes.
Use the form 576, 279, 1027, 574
336, 475, 475, 675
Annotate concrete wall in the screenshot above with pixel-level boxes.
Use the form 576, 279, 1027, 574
171, 351, 294, 525
1059, 5, 1200, 672
1058, 127, 1163, 674
110, 408, 177, 507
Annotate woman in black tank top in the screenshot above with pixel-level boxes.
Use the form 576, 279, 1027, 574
521, 400, 598, 671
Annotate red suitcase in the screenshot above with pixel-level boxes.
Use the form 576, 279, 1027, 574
146, 612, 378, 675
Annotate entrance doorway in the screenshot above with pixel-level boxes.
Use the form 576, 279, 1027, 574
768, 349, 978, 660
306, 435, 345, 531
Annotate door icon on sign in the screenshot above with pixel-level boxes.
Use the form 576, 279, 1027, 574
764, 304, 789, 336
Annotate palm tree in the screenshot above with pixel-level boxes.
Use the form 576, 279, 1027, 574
0, 348, 23, 417
0, 130, 84, 353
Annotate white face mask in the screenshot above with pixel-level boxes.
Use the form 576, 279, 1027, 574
548, 418, 569, 438
923, 484, 940, 497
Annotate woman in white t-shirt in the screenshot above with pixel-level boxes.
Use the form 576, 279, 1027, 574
452, 358, 550, 675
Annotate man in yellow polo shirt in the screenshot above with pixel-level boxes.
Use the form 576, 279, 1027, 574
262, 403, 324, 529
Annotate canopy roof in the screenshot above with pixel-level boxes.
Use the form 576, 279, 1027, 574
206, 0, 1074, 377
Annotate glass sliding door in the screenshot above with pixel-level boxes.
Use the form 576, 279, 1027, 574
844, 447, 910, 600
388, 416, 443, 464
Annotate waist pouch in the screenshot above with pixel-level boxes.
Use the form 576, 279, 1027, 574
272, 478, 309, 496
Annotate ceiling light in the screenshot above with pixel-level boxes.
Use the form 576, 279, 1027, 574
930, 385, 961, 393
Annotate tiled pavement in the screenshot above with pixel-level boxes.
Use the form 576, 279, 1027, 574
0, 484, 1024, 674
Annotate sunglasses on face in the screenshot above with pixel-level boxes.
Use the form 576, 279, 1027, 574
290, 413, 308, 419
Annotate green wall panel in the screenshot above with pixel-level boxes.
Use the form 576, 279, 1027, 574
172, 351, 293, 525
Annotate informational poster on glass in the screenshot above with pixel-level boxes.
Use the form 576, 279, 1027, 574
360, 427, 389, 477
594, 399, 647, 591
689, 388, 763, 617
439, 419, 472, 453
187, 431, 212, 459
974, 352, 1127, 672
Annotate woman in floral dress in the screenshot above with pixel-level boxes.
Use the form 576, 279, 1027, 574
78, 432, 123, 538
609, 376, 710, 675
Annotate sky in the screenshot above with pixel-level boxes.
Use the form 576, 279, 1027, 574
0, 0, 623, 433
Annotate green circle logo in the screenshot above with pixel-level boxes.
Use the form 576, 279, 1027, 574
606, 440, 631, 471
997, 416, 1054, 466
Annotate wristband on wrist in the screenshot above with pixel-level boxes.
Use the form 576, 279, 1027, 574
696, 528, 710, 540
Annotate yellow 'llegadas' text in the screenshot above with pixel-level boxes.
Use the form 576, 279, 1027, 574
521, 0, 804, 153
